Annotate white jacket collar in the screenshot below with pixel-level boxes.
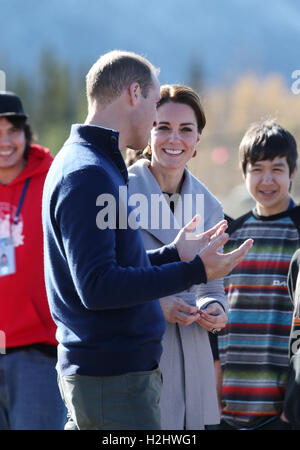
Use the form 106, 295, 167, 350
128, 159, 204, 245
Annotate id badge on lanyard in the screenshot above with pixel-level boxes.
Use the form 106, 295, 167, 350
0, 178, 30, 277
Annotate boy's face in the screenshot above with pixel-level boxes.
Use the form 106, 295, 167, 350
0, 117, 26, 181
244, 156, 296, 216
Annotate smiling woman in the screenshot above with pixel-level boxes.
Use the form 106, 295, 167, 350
144, 85, 205, 194
128, 84, 227, 430
150, 102, 200, 178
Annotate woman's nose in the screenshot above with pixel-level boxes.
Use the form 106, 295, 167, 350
168, 130, 180, 142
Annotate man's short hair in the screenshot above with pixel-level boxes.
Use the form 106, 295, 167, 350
86, 50, 160, 106
239, 119, 298, 175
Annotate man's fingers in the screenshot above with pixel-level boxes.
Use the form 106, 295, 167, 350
226, 238, 253, 261
215, 221, 228, 238
239, 238, 254, 253
184, 218, 227, 244
184, 214, 201, 233
202, 236, 254, 281
206, 232, 230, 252
202, 220, 228, 240
222, 238, 253, 273
194, 220, 228, 243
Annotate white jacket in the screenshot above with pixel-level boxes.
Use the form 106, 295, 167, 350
128, 159, 226, 429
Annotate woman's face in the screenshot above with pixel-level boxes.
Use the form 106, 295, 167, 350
150, 101, 200, 172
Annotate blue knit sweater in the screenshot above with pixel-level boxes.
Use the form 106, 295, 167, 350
42, 124, 207, 376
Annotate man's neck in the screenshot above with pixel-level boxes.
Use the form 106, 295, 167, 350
85, 104, 127, 151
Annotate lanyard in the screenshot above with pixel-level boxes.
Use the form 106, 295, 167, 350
13, 178, 30, 225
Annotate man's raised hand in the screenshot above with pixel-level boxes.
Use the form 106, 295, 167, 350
174, 215, 228, 262
200, 234, 253, 281
174, 214, 253, 281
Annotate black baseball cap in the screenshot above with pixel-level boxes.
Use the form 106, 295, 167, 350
0, 91, 28, 119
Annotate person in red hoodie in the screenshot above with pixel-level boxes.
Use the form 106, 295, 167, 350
0, 91, 66, 429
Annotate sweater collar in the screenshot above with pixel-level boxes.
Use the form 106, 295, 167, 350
128, 159, 203, 245
67, 124, 128, 184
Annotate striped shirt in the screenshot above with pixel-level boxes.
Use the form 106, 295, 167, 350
219, 206, 300, 428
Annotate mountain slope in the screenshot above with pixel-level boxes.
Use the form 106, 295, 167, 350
1, 0, 300, 86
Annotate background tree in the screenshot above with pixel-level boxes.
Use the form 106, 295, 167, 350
6, 51, 300, 217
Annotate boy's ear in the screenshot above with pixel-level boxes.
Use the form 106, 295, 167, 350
240, 161, 247, 181
290, 168, 297, 181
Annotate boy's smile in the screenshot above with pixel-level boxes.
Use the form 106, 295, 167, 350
0, 117, 26, 184
244, 157, 296, 216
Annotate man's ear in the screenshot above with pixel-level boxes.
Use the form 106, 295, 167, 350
128, 82, 141, 106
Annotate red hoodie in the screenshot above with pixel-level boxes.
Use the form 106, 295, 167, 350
0, 144, 57, 348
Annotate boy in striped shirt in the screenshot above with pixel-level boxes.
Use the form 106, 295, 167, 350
218, 119, 300, 429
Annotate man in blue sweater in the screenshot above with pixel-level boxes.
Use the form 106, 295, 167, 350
42, 50, 253, 430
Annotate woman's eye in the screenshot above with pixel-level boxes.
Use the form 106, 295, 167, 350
157, 126, 169, 131
181, 127, 192, 132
